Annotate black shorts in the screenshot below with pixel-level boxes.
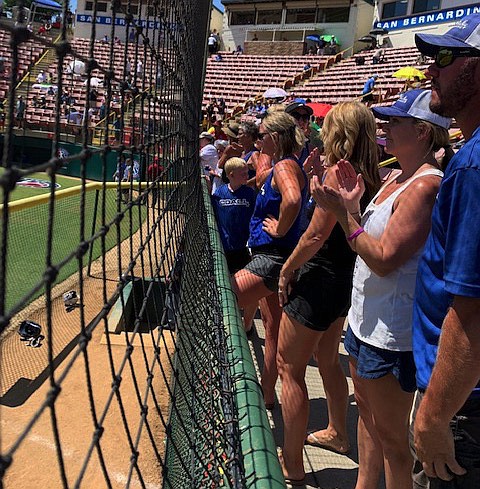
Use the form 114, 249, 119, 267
283, 262, 352, 331
226, 248, 251, 274
244, 251, 288, 292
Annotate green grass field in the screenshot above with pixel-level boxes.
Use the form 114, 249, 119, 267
2, 172, 146, 312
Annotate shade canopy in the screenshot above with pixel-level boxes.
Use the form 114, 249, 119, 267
392, 66, 426, 80
359, 35, 376, 43
307, 103, 333, 118
32, 0, 62, 10
370, 28, 389, 36
263, 87, 287, 99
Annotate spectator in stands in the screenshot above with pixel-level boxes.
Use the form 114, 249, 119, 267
303, 62, 311, 71
66, 10, 73, 33
362, 74, 378, 105
214, 139, 228, 159
101, 34, 109, 44
114, 36, 121, 45
36, 70, 47, 84
38, 24, 46, 35
212, 29, 221, 51
47, 86, 55, 96
411, 16, 480, 488
199, 131, 221, 194
88, 88, 98, 102
208, 33, 217, 55
206, 98, 217, 123
245, 100, 255, 115
252, 34, 258, 41
136, 60, 143, 78
277, 101, 381, 485
233, 44, 243, 56
416, 53, 428, 65
317, 36, 327, 55
214, 53, 223, 62
212, 157, 257, 275
128, 29, 135, 43
67, 106, 82, 125
216, 98, 226, 120
372, 48, 385, 64
124, 75, 133, 91
231, 111, 308, 410
408, 76, 423, 90
32, 96, 39, 108
220, 122, 259, 186
39, 95, 47, 109
355, 55, 366, 66
328, 36, 338, 54
126, 58, 132, 77
99, 99, 106, 120
307, 46, 315, 56
113, 114, 124, 141
213, 119, 228, 140
254, 99, 266, 116
15, 96, 25, 128
45, 21, 52, 33
312, 90, 452, 489
285, 101, 313, 165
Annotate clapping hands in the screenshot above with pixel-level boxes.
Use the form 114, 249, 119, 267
311, 159, 364, 217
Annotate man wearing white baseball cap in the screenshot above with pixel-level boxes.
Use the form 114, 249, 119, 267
412, 13, 480, 489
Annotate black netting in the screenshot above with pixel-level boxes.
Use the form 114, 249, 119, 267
0, 1, 249, 488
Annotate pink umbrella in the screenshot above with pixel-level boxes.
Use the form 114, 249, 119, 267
307, 102, 333, 118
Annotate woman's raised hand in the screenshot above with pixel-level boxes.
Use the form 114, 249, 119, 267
335, 159, 365, 214
310, 173, 345, 216
303, 147, 323, 180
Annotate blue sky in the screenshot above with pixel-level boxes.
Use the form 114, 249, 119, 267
70, 1, 225, 13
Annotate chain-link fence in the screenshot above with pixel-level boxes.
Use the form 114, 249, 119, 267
0, 1, 283, 488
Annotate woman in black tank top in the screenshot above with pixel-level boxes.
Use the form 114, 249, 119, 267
276, 102, 381, 484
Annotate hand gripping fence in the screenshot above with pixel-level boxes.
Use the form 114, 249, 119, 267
0, 1, 283, 488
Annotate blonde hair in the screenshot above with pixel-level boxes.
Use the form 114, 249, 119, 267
322, 101, 381, 201
224, 157, 247, 174
262, 111, 305, 160
413, 120, 453, 170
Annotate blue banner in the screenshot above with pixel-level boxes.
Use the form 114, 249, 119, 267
75, 14, 183, 31
375, 3, 480, 31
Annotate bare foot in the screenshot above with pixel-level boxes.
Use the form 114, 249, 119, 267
305, 429, 350, 454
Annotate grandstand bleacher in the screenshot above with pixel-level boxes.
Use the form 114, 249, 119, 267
201, 46, 431, 120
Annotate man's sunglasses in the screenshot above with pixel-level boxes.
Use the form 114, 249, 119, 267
291, 112, 310, 122
434, 48, 478, 68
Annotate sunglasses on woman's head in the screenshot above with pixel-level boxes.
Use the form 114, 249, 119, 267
434, 48, 478, 68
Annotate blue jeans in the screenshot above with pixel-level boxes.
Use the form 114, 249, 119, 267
411, 391, 480, 488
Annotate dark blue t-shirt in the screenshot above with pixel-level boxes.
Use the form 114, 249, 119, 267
249, 156, 308, 251
413, 126, 480, 393
212, 184, 257, 252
